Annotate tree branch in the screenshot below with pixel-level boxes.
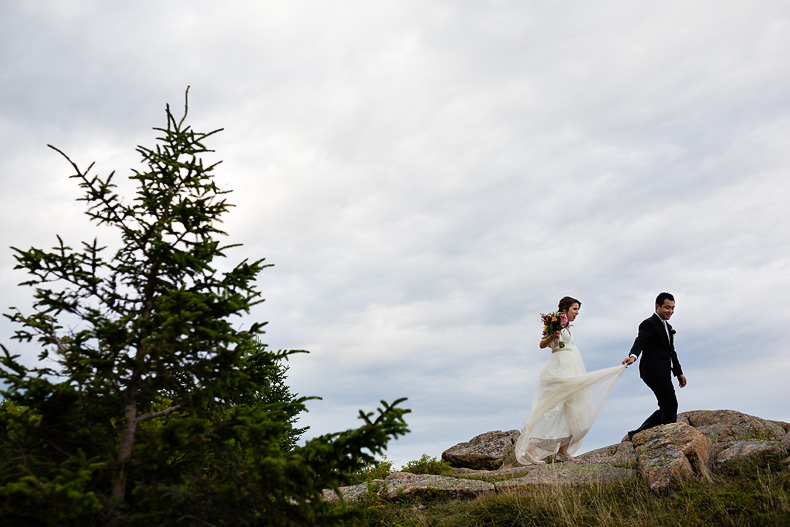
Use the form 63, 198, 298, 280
136, 405, 182, 424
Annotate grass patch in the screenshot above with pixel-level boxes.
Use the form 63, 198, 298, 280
347, 460, 790, 526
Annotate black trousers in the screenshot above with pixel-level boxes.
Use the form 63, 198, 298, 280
633, 374, 678, 434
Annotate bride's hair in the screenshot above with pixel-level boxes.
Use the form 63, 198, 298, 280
558, 296, 581, 313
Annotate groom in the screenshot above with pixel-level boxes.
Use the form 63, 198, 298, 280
622, 292, 687, 440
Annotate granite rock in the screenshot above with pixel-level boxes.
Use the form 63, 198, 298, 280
442, 430, 520, 470
715, 440, 788, 469
495, 464, 637, 490
322, 472, 495, 503
678, 409, 788, 451
576, 440, 638, 468
633, 422, 713, 492
323, 409, 788, 502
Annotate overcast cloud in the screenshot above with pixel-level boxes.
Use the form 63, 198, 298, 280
2, 1, 789, 468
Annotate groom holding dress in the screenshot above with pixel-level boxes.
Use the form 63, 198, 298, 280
622, 292, 687, 440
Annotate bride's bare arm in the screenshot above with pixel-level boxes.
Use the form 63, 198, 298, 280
540, 330, 561, 348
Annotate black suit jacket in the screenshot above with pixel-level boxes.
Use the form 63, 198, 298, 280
629, 313, 683, 379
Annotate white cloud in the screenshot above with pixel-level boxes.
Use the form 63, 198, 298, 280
2, 0, 789, 469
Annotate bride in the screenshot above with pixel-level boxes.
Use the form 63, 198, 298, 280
515, 296, 626, 465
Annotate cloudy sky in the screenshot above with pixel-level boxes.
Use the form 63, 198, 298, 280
2, 1, 789, 468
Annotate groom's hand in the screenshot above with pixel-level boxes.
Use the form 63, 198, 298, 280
622, 356, 636, 366
677, 374, 687, 388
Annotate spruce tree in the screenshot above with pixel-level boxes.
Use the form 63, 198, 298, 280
0, 90, 409, 526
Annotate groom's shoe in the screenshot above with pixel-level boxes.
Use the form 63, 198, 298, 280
627, 430, 636, 442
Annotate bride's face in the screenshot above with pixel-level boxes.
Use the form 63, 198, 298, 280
566, 303, 580, 322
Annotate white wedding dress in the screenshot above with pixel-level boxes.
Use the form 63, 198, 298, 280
515, 328, 626, 463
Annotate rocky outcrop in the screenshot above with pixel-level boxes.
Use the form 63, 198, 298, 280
783, 430, 790, 466
322, 472, 495, 503
323, 481, 382, 503
679, 410, 788, 449
324, 410, 789, 503
632, 422, 713, 492
679, 410, 790, 470
441, 430, 520, 470
495, 464, 637, 489
576, 440, 637, 467
384, 472, 495, 499
715, 441, 788, 469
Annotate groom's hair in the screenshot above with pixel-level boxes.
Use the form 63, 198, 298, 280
655, 292, 674, 306
558, 296, 581, 312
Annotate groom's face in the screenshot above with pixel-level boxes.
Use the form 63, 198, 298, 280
655, 300, 675, 320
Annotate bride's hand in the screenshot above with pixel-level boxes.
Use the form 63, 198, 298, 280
540, 330, 562, 348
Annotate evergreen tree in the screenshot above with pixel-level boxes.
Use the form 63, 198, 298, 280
0, 90, 409, 526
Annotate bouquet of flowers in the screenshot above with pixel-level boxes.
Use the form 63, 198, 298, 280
541, 311, 569, 348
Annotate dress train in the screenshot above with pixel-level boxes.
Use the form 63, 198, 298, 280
515, 328, 625, 464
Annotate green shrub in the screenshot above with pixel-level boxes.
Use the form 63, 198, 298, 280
401, 454, 454, 476
347, 457, 395, 485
